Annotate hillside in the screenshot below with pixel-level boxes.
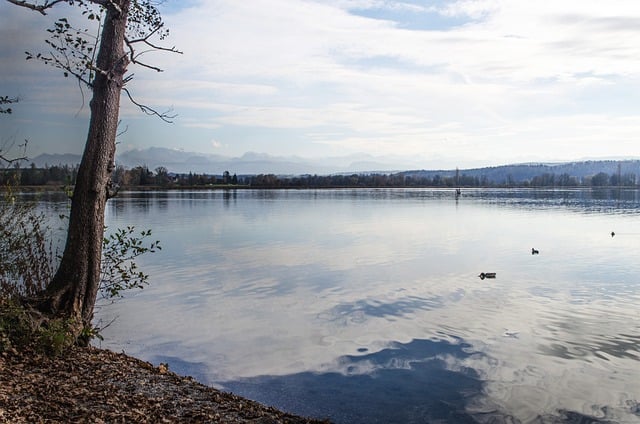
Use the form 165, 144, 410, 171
401, 160, 640, 185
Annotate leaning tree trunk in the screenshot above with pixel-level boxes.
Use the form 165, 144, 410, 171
40, 0, 131, 332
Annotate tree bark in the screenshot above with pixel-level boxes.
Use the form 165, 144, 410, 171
40, 0, 131, 331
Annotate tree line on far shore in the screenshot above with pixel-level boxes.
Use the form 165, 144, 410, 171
2, 163, 639, 189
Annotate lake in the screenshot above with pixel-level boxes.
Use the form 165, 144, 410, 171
89, 188, 640, 423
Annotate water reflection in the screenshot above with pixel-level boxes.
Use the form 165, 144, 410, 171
322, 294, 448, 323
223, 338, 484, 424
221, 336, 638, 424
222, 188, 238, 207
538, 311, 640, 362
94, 189, 640, 423
462, 187, 640, 215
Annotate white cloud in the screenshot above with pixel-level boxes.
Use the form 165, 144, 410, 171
144, 0, 640, 160
3, 0, 640, 164
438, 0, 499, 19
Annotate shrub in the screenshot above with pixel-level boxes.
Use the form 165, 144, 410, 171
0, 298, 34, 352
1, 183, 161, 302
100, 226, 161, 300
0, 297, 77, 356
0, 184, 55, 299
0, 182, 161, 352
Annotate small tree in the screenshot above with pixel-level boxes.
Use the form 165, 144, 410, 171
0, 185, 56, 299
7, 0, 179, 339
591, 172, 610, 187
155, 166, 169, 186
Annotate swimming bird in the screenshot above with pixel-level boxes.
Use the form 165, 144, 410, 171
503, 330, 519, 339
531, 248, 539, 255
611, 231, 615, 237
478, 272, 496, 280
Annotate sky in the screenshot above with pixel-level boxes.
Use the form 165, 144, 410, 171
2, 0, 640, 169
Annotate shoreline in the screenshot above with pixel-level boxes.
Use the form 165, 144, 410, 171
0, 345, 330, 423
5, 184, 640, 193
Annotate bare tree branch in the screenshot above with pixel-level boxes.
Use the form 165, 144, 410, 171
41, 44, 96, 87
0, 138, 29, 166
115, 119, 128, 139
0, 153, 28, 165
5, 0, 68, 15
122, 87, 176, 123
0, 98, 29, 165
124, 25, 182, 73
10, 0, 180, 126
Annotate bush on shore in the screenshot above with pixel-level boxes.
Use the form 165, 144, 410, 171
0, 181, 159, 355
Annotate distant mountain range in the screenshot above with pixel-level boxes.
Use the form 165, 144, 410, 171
28, 148, 429, 175
27, 148, 640, 183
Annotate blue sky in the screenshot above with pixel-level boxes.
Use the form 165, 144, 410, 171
2, 0, 640, 169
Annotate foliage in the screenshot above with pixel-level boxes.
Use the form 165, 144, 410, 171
0, 297, 77, 356
0, 183, 56, 299
21, 0, 180, 120
1, 164, 78, 187
0, 298, 33, 351
24, 0, 173, 87
0, 181, 161, 348
4, 160, 640, 189
0, 186, 161, 301
100, 226, 161, 299
35, 314, 78, 356
0, 96, 18, 114
26, 7, 102, 87
4, 0, 178, 334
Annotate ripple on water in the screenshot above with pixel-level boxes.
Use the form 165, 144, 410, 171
92, 189, 640, 424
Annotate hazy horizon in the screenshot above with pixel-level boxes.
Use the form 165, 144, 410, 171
25, 146, 640, 176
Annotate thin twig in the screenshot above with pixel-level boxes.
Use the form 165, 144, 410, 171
0, 153, 28, 166
123, 87, 176, 123
124, 28, 182, 73
0, 137, 29, 166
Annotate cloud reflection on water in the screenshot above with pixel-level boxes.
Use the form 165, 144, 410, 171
320, 295, 448, 323
223, 337, 484, 424
97, 189, 640, 424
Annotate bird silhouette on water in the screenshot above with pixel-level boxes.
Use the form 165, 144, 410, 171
531, 248, 539, 255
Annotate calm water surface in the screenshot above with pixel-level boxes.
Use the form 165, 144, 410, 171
92, 188, 640, 423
